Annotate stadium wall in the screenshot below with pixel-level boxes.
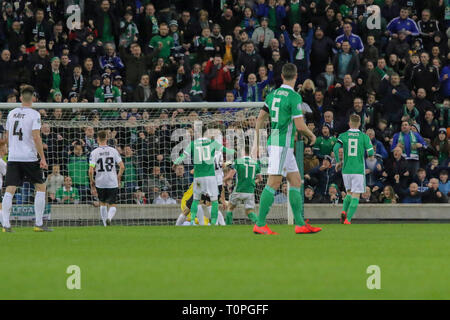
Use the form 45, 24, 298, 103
44, 204, 450, 221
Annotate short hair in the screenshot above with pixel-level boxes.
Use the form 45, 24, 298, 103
281, 63, 297, 81
97, 130, 108, 141
349, 114, 361, 125
20, 85, 34, 102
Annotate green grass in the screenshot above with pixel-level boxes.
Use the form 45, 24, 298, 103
0, 224, 449, 300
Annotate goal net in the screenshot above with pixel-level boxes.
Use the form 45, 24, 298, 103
0, 102, 292, 227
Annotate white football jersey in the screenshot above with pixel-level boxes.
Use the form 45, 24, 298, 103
0, 158, 6, 189
5, 107, 41, 162
89, 146, 122, 188
214, 151, 224, 186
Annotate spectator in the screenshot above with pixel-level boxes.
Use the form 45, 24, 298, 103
171, 165, 191, 201
119, 10, 139, 49
133, 74, 152, 102
90, 0, 119, 45
378, 73, 410, 130
366, 128, 388, 160
335, 23, 364, 54
306, 155, 339, 196
378, 185, 398, 204
153, 188, 177, 204
367, 58, 393, 97
251, 17, 274, 49
310, 27, 335, 80
411, 52, 440, 98
68, 144, 90, 203
238, 65, 273, 102
274, 183, 288, 204
332, 41, 360, 81
46, 165, 64, 203
391, 121, 428, 176
204, 54, 232, 101
359, 186, 378, 204
99, 42, 124, 72
422, 178, 449, 203
438, 170, 450, 197
94, 73, 121, 102
56, 176, 80, 204
323, 183, 342, 204
386, 7, 420, 41
433, 128, 450, 164
397, 182, 422, 203
304, 185, 323, 203
313, 124, 337, 158
149, 22, 174, 63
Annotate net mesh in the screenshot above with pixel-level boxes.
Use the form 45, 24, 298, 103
0, 104, 290, 226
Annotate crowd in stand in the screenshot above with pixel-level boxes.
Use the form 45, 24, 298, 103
0, 0, 449, 205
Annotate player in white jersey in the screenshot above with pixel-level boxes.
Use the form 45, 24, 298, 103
89, 130, 124, 226
0, 140, 7, 226
2, 86, 50, 232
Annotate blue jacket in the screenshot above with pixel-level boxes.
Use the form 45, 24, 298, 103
239, 71, 273, 102
439, 181, 450, 196
283, 28, 313, 66
371, 138, 388, 159
402, 193, 422, 203
386, 17, 420, 37
254, 4, 269, 19
440, 65, 450, 98
391, 131, 427, 160
334, 33, 364, 53
308, 165, 339, 196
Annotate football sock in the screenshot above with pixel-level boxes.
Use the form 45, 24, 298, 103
190, 200, 199, 224
342, 194, 352, 213
107, 207, 116, 220
347, 197, 360, 221
225, 211, 233, 225
197, 205, 205, 225
100, 206, 107, 225
210, 200, 219, 225
0, 210, 2, 226
1, 192, 12, 228
176, 214, 186, 226
247, 212, 258, 223
289, 187, 306, 227
34, 191, 46, 227
257, 185, 275, 227
216, 210, 225, 225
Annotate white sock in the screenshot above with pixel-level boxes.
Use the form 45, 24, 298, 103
216, 210, 226, 226
107, 207, 116, 220
176, 214, 186, 226
197, 206, 205, 225
2, 192, 13, 228
0, 210, 3, 226
34, 191, 46, 227
100, 206, 107, 225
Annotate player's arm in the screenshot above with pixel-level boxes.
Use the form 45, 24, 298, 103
32, 129, 47, 169
174, 141, 193, 165
365, 135, 375, 158
88, 165, 97, 196
293, 116, 316, 146
255, 174, 263, 184
255, 108, 269, 158
117, 161, 125, 186
223, 168, 236, 184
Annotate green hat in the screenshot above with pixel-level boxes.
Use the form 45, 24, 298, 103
329, 183, 339, 192
52, 89, 62, 98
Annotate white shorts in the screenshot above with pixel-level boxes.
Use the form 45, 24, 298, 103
193, 176, 219, 201
343, 174, 365, 194
229, 192, 255, 209
267, 146, 299, 177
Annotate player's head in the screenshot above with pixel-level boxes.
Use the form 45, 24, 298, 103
281, 63, 297, 84
348, 114, 361, 129
97, 130, 108, 144
20, 85, 34, 104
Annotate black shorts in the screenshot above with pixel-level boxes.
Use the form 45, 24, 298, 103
5, 161, 45, 187
97, 187, 118, 204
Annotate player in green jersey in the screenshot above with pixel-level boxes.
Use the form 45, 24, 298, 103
254, 63, 322, 235
223, 144, 262, 225
174, 135, 235, 225
333, 114, 375, 224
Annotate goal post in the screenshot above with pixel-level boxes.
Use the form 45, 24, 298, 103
0, 102, 294, 226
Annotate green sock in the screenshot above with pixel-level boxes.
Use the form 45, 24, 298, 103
257, 185, 276, 227
225, 211, 233, 225
190, 200, 199, 224
347, 197, 359, 221
247, 212, 258, 223
289, 187, 306, 227
342, 195, 352, 213
210, 200, 219, 225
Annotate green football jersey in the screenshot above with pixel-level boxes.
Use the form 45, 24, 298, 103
184, 138, 226, 178
233, 156, 261, 193
337, 129, 374, 175
264, 84, 303, 148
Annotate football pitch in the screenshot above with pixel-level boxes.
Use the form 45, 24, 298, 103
0, 224, 449, 300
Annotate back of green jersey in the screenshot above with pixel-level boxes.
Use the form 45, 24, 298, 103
338, 129, 374, 175
264, 84, 303, 148
186, 138, 220, 178
233, 157, 261, 193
